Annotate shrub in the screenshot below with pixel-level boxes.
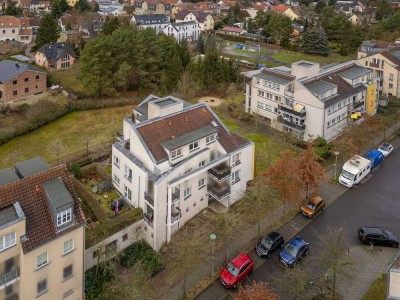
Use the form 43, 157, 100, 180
85, 262, 116, 299
70, 163, 82, 179
313, 138, 331, 160
120, 241, 165, 275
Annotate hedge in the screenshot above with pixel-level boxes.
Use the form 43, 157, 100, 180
85, 262, 116, 300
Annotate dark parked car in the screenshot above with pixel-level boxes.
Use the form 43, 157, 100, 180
111, 199, 124, 210
358, 227, 399, 247
256, 231, 284, 258
279, 236, 309, 267
220, 253, 254, 289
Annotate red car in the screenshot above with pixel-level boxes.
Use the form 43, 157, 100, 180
220, 253, 254, 289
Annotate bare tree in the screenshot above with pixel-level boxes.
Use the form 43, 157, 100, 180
175, 71, 200, 101
234, 281, 279, 300
47, 138, 65, 165
273, 267, 311, 300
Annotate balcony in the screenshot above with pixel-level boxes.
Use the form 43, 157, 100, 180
369, 62, 380, 68
143, 212, 153, 228
281, 119, 305, 131
171, 211, 181, 224
208, 183, 230, 201
284, 90, 294, 98
208, 165, 231, 182
144, 192, 154, 206
171, 189, 180, 203
278, 105, 306, 118
350, 101, 364, 111
0, 268, 20, 288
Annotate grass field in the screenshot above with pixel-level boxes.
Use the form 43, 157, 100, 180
52, 64, 86, 96
0, 105, 133, 169
362, 273, 387, 300
271, 51, 355, 66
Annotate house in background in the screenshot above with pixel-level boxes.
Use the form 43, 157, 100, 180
163, 21, 200, 42
35, 42, 77, 70
271, 5, 300, 20
130, 14, 170, 33
220, 26, 246, 36
0, 60, 46, 103
112, 95, 254, 251
175, 10, 214, 31
245, 60, 378, 141
0, 157, 85, 300
0, 16, 33, 44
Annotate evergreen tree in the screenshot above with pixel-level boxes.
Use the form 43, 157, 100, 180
315, 1, 326, 13
178, 39, 191, 68
51, 0, 69, 18
301, 27, 330, 57
196, 34, 205, 54
102, 16, 120, 35
34, 14, 61, 51
74, 0, 91, 12
5, 1, 22, 15
264, 15, 293, 43
376, 0, 391, 20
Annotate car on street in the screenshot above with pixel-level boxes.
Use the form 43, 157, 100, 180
220, 253, 254, 289
279, 236, 309, 267
255, 231, 284, 258
300, 196, 325, 219
358, 227, 399, 247
378, 143, 394, 157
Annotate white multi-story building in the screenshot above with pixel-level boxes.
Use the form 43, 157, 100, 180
245, 60, 378, 141
163, 21, 200, 42
112, 95, 254, 251
130, 14, 170, 34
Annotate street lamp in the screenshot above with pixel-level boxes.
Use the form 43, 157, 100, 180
334, 151, 339, 180
210, 233, 217, 276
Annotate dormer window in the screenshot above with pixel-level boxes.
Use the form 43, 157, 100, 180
171, 148, 182, 159
189, 141, 199, 152
57, 208, 72, 227
206, 134, 216, 144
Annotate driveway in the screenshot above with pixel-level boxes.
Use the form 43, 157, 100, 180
197, 140, 400, 300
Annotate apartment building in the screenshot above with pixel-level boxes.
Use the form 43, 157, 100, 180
130, 14, 170, 34
163, 21, 200, 42
245, 60, 378, 141
357, 40, 400, 98
112, 95, 254, 251
175, 10, 214, 31
0, 157, 85, 300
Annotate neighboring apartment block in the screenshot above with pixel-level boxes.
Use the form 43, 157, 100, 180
112, 95, 254, 251
245, 60, 378, 141
0, 60, 46, 103
130, 14, 170, 34
163, 21, 200, 42
175, 10, 214, 31
0, 16, 33, 44
35, 42, 77, 70
0, 157, 85, 300
357, 40, 400, 98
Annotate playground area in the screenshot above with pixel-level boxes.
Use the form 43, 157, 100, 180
198, 96, 222, 107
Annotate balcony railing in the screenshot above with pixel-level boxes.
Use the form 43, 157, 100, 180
143, 213, 153, 228
171, 211, 181, 223
281, 119, 305, 131
171, 189, 180, 203
369, 62, 380, 68
208, 184, 231, 201
284, 90, 294, 98
144, 192, 154, 206
0, 268, 20, 288
279, 105, 306, 118
208, 167, 231, 182
351, 101, 364, 111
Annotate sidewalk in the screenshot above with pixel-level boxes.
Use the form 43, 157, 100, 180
159, 121, 400, 300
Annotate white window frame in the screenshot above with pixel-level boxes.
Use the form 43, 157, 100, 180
171, 148, 182, 159
57, 208, 72, 227
232, 170, 240, 184
189, 141, 199, 151
113, 174, 120, 186
124, 165, 132, 181
184, 187, 192, 199
199, 160, 206, 167
124, 186, 132, 201
114, 155, 120, 168
36, 252, 48, 269
198, 178, 205, 189
63, 239, 74, 255
232, 152, 241, 166
0, 232, 16, 251
206, 134, 216, 144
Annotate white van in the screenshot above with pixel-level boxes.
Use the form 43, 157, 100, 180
339, 155, 371, 188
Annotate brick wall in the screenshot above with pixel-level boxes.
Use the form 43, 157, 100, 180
0, 70, 46, 103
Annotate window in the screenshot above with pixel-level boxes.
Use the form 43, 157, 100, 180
63, 265, 73, 280
232, 152, 241, 166
24, 77, 29, 82
198, 178, 205, 189
206, 134, 216, 144
13, 80, 17, 85
0, 232, 16, 251
122, 233, 128, 241
12, 29, 15, 33
257, 101, 264, 109
389, 73, 394, 81
389, 83, 393, 89
257, 90, 265, 97
199, 160, 206, 167
93, 250, 99, 259
124, 165, 132, 181
184, 187, 192, 199
189, 141, 199, 151
256, 77, 260, 84
37, 279, 47, 296
124, 186, 132, 201
63, 239, 73, 255
13, 90, 17, 96
61, 54, 70, 69
114, 155, 120, 167
25, 87, 29, 93
171, 148, 182, 159
113, 174, 120, 186
57, 209, 72, 227
63, 289, 74, 299
232, 170, 240, 184
36, 252, 48, 269
36, 75, 39, 79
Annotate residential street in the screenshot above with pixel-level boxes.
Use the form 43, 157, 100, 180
197, 137, 400, 300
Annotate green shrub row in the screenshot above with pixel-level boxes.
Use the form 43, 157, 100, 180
85, 262, 116, 300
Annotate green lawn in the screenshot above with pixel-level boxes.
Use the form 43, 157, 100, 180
271, 51, 355, 66
362, 273, 387, 300
52, 64, 86, 96
0, 106, 133, 169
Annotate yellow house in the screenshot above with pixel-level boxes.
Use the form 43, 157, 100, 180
175, 10, 214, 31
357, 44, 400, 98
0, 157, 85, 300
271, 5, 300, 20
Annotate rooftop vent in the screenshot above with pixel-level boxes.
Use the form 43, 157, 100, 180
125, 141, 130, 150
211, 121, 218, 127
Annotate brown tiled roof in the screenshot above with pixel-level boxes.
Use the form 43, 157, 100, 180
0, 165, 85, 254
380, 47, 400, 71
221, 26, 244, 33
272, 5, 289, 12
136, 104, 251, 162
28, 17, 41, 27
19, 29, 32, 35
0, 16, 21, 28
262, 69, 295, 81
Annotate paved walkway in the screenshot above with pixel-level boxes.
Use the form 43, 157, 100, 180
159, 121, 400, 300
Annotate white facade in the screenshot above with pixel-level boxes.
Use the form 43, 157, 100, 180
130, 14, 170, 34
245, 60, 378, 141
163, 21, 200, 42
112, 95, 254, 251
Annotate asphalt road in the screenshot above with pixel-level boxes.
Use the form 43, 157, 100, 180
197, 145, 400, 300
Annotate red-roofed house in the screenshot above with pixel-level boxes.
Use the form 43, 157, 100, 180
112, 95, 254, 250
220, 26, 246, 36
175, 10, 214, 31
271, 5, 300, 19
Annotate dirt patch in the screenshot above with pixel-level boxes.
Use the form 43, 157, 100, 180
198, 96, 222, 107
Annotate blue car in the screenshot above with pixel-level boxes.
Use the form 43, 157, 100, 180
279, 236, 309, 267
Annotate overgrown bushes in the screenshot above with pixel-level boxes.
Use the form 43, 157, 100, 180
85, 262, 116, 300
120, 241, 165, 275
313, 137, 332, 160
